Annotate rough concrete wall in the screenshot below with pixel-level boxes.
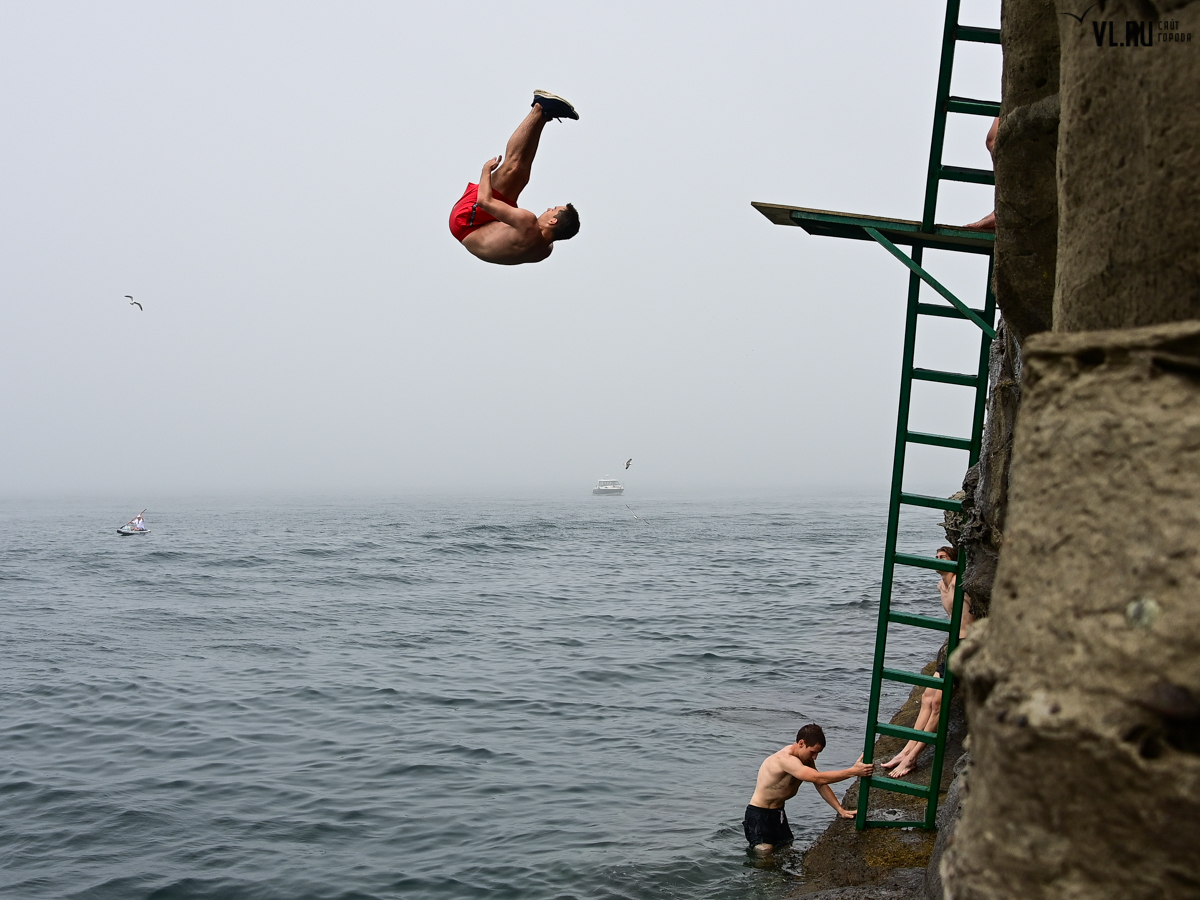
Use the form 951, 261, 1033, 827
944, 323, 1200, 899
1054, 0, 1200, 331
993, 0, 1060, 342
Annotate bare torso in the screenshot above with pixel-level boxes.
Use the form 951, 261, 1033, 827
749, 747, 811, 809
939, 572, 977, 638
462, 218, 552, 266
938, 574, 955, 615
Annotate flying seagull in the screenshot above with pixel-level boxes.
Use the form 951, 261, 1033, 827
126, 295, 142, 311
1059, 3, 1097, 23
625, 458, 632, 469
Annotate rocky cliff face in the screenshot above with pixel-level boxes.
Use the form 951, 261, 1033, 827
993, 0, 1059, 344
1053, 0, 1200, 332
955, 321, 1021, 620
945, 323, 1200, 898
942, 1, 1200, 897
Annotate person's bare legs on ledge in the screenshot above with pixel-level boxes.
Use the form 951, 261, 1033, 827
964, 116, 999, 231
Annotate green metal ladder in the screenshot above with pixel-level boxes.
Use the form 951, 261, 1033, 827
856, 0, 999, 832
752, 0, 1000, 830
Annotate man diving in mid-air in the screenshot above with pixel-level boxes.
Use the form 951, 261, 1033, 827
448, 91, 581, 266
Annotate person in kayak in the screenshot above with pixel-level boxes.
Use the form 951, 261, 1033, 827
132, 515, 146, 531
448, 90, 580, 265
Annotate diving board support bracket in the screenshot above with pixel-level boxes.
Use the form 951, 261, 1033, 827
862, 227, 996, 339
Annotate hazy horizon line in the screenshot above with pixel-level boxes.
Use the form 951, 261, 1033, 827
0, 483, 895, 507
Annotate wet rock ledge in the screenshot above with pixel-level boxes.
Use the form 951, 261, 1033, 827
786, 661, 969, 899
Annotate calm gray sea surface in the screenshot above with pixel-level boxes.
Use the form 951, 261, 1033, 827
0, 496, 949, 900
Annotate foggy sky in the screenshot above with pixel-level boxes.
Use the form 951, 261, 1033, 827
0, 1, 1001, 500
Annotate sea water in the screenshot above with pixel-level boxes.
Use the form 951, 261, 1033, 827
0, 496, 948, 900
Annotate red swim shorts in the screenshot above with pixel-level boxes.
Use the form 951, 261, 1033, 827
449, 183, 517, 243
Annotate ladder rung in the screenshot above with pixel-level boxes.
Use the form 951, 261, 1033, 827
864, 819, 928, 829
957, 25, 1001, 44
892, 551, 957, 573
861, 773, 932, 799
939, 165, 995, 186
911, 367, 980, 387
882, 666, 946, 688
946, 96, 1001, 117
916, 302, 990, 321
907, 430, 972, 451
887, 612, 952, 633
899, 491, 963, 512
875, 722, 941, 745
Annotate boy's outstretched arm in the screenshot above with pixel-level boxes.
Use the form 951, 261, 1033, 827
814, 774, 856, 818
780, 754, 873, 786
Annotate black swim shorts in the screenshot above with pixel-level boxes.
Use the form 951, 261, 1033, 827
743, 804, 793, 848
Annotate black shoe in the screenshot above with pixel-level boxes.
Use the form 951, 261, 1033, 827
532, 90, 579, 121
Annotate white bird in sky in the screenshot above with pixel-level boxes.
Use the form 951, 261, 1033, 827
126, 295, 142, 311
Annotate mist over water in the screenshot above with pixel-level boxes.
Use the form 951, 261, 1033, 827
0, 496, 946, 899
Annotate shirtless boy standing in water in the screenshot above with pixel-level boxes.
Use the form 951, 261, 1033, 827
743, 724, 873, 854
448, 91, 581, 265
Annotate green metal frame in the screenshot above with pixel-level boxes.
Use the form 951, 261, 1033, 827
752, 0, 1000, 831
862, 227, 995, 338
855, 250, 995, 831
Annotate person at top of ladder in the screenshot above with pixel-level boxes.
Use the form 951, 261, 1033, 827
964, 117, 999, 231
882, 545, 978, 779
742, 724, 874, 854
448, 91, 581, 266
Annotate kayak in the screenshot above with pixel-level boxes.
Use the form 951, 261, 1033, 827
117, 526, 150, 536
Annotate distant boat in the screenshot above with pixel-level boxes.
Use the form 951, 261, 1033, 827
592, 477, 625, 496
117, 510, 150, 535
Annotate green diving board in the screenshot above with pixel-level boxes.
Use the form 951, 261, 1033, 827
750, 204, 995, 256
